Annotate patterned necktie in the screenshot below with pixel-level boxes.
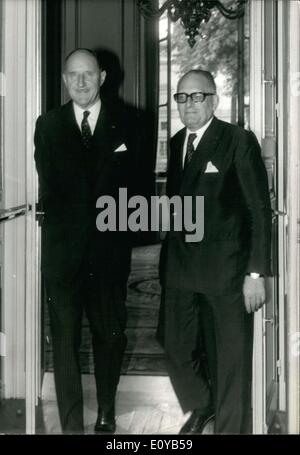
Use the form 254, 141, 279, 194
81, 110, 92, 150
184, 133, 197, 169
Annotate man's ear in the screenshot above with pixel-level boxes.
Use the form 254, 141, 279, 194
213, 94, 219, 111
62, 73, 67, 87
100, 70, 107, 87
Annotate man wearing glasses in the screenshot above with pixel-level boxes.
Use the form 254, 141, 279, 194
159, 70, 271, 434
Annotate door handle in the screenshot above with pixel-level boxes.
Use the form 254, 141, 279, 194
35, 202, 45, 225
272, 209, 286, 217
0, 204, 27, 222
263, 317, 274, 325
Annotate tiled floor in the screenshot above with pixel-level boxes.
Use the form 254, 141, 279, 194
41, 373, 214, 434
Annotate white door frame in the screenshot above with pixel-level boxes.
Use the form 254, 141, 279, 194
250, 0, 280, 433
249, 0, 265, 435
25, 0, 42, 435
250, 0, 300, 435
276, 0, 288, 414
1, 0, 41, 434
286, 0, 300, 435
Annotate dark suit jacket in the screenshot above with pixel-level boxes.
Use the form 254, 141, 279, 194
160, 116, 272, 296
34, 100, 134, 285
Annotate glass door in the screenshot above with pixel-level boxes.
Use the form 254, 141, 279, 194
250, 0, 283, 434
262, 0, 280, 432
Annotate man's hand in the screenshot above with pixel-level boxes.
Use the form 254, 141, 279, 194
243, 275, 266, 313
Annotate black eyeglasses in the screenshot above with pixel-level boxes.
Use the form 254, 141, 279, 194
173, 92, 215, 104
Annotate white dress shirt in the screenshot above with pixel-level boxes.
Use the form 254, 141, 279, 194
182, 116, 214, 168
73, 99, 101, 135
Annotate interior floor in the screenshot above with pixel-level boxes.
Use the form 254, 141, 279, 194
41, 373, 214, 434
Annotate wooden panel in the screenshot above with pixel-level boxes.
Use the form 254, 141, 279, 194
79, 0, 122, 55
62, 0, 139, 107
42, 0, 62, 111
123, 0, 139, 105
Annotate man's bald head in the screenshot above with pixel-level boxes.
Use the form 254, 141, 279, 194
63, 48, 101, 72
177, 70, 217, 94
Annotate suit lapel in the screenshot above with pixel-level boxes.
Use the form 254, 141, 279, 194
62, 101, 82, 141
60, 101, 125, 193
174, 128, 186, 177
92, 104, 118, 175
167, 128, 185, 197
93, 103, 109, 140
60, 101, 114, 184
180, 117, 224, 194
61, 100, 114, 158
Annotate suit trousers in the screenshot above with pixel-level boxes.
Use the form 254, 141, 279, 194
45, 260, 127, 433
163, 286, 253, 434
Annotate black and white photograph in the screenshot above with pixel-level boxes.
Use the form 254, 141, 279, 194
0, 0, 299, 441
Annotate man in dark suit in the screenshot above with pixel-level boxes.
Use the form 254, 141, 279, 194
34, 48, 133, 434
159, 69, 272, 434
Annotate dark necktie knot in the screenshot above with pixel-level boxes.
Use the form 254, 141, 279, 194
83, 110, 90, 120
187, 132, 197, 146
184, 133, 197, 169
81, 110, 92, 150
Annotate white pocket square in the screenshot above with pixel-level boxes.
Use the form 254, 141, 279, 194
204, 161, 219, 173
114, 143, 127, 152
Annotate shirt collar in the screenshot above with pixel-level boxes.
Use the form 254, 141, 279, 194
186, 115, 214, 138
73, 98, 101, 120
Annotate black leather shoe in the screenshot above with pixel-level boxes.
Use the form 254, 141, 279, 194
179, 410, 214, 434
94, 407, 116, 434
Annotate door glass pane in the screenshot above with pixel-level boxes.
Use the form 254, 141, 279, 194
156, 0, 250, 193
0, 0, 3, 197
263, 0, 279, 431
265, 220, 278, 425
0, 224, 3, 405
159, 9, 168, 40
159, 39, 168, 106
0, 0, 4, 410
0, 216, 27, 434
0, 0, 30, 434
166, 0, 250, 134
156, 105, 168, 174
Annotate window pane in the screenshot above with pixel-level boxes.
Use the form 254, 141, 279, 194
244, 3, 250, 129
0, 1, 3, 197
157, 0, 250, 166
159, 10, 168, 40
170, 0, 241, 124
170, 66, 181, 136
159, 40, 168, 106
156, 106, 168, 173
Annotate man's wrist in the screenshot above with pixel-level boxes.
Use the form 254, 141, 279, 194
246, 272, 264, 279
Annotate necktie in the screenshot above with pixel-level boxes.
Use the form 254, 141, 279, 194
81, 110, 92, 150
184, 133, 197, 169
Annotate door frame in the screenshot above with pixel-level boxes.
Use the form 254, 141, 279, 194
25, 0, 42, 435
249, 0, 282, 434
286, 0, 300, 434
1, 0, 41, 434
276, 0, 288, 415
250, 0, 300, 434
249, 0, 265, 434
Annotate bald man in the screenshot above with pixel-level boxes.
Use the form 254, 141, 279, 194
34, 48, 133, 433
159, 70, 271, 434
